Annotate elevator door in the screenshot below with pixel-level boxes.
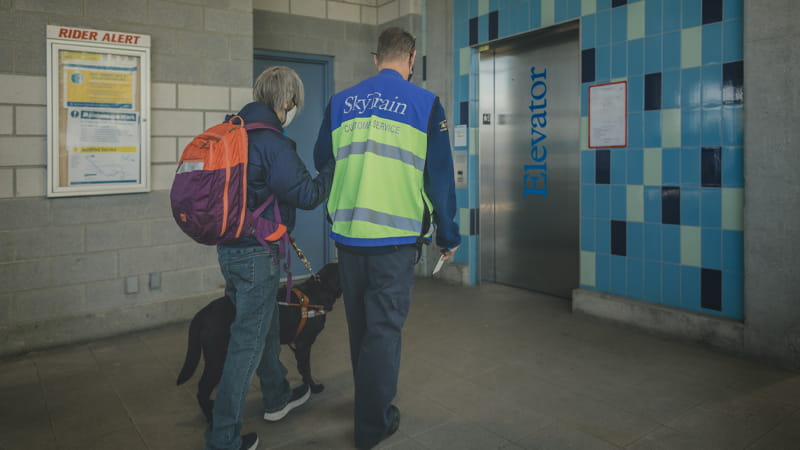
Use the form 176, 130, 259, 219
479, 25, 580, 298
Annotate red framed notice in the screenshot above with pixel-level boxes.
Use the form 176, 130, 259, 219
588, 81, 627, 148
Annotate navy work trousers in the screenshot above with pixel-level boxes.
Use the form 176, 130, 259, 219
339, 245, 416, 448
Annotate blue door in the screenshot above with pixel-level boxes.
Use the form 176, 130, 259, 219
253, 50, 334, 271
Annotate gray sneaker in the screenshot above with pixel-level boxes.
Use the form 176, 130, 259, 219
263, 385, 311, 422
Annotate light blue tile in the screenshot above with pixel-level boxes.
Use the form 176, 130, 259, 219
662, 69, 681, 109
702, 107, 722, 147
644, 186, 662, 223
663, 224, 681, 263
628, 38, 644, 76
723, 271, 744, 319
611, 149, 627, 184
701, 187, 722, 228
662, 147, 680, 185
500, 3, 530, 37
724, 0, 743, 20
722, 230, 743, 273
581, 217, 596, 251
681, 265, 701, 310
681, 147, 700, 187
596, 9, 611, 46
612, 5, 628, 43
723, 19, 743, 63
612, 41, 627, 79
645, 35, 662, 74
682, 0, 701, 28
722, 104, 743, 147
597, 0, 611, 12
681, 67, 702, 108
455, 75, 469, 103
662, 263, 681, 307
663, 0, 682, 32
663, 31, 681, 71
681, 187, 700, 226
644, 222, 662, 260
611, 255, 627, 295
629, 112, 644, 148
596, 45, 611, 82
581, 150, 595, 184
702, 64, 723, 106
581, 184, 596, 217
596, 184, 610, 219
628, 221, 644, 259
569, 0, 581, 19
530, 0, 542, 29
681, 108, 702, 146
644, 260, 662, 302
702, 228, 722, 270
479, 13, 489, 43
645, 110, 662, 148
702, 22, 723, 65
627, 258, 644, 299
628, 75, 644, 112
556, 0, 571, 23
597, 217, 611, 253
628, 148, 644, 185
645, 0, 661, 36
611, 185, 627, 220
582, 13, 596, 49
596, 252, 611, 291
722, 146, 744, 188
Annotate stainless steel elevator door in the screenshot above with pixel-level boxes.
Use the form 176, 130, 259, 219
479, 24, 580, 298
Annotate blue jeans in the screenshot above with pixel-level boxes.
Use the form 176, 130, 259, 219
339, 245, 416, 448
205, 244, 291, 450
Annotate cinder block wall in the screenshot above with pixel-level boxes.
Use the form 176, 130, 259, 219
0, 0, 439, 357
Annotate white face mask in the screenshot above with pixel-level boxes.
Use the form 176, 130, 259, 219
283, 106, 297, 127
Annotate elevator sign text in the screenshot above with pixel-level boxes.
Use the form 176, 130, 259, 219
524, 66, 548, 198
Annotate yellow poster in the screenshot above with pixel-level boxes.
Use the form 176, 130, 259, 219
61, 51, 138, 109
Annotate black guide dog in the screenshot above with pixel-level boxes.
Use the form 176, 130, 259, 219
175, 262, 341, 423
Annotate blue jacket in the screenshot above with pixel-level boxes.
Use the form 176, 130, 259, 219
314, 69, 461, 251
225, 101, 334, 247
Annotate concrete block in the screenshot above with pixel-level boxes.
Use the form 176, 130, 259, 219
118, 245, 177, 276
231, 87, 252, 110
291, 0, 326, 18
86, 221, 148, 252
51, 252, 118, 286
0, 137, 46, 166
204, 111, 228, 129
178, 84, 229, 111
0, 198, 50, 230
0, 106, 12, 135
202, 266, 226, 291
15, 0, 82, 15
229, 37, 254, 61
299, 14, 346, 39
0, 169, 12, 198
148, 1, 203, 28
361, 6, 377, 24
0, 12, 47, 44
151, 83, 176, 109
175, 242, 217, 270
151, 163, 175, 191
378, 1, 399, 24
328, 1, 361, 23
0, 293, 9, 326
1, 259, 50, 293
15, 225, 84, 259
0, 43, 11, 73
14, 41, 45, 76
0, 231, 12, 263
11, 285, 84, 324
151, 110, 204, 137
86, 0, 147, 24
572, 289, 745, 352
15, 167, 45, 197
177, 136, 193, 151
399, 0, 422, 16
204, 9, 252, 35
14, 106, 45, 136
151, 137, 177, 163
177, 30, 230, 60
254, 0, 289, 13
51, 192, 170, 226
148, 219, 191, 246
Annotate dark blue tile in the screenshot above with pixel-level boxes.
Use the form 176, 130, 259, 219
596, 149, 611, 184
701, 268, 722, 311
469, 17, 478, 45
645, 72, 662, 110
662, 186, 681, 225
701, 146, 721, 187
612, 0, 628, 6
702, 0, 723, 24
611, 220, 627, 256
582, 48, 596, 83
460, 101, 469, 126
489, 10, 498, 41
470, 208, 479, 235
723, 61, 744, 104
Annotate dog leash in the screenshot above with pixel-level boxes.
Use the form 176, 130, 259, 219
289, 236, 320, 282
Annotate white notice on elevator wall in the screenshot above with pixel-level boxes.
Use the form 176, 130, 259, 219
588, 81, 627, 148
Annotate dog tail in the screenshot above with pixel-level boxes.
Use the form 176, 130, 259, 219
176, 316, 202, 385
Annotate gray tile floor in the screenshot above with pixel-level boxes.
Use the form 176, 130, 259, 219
2, 279, 800, 450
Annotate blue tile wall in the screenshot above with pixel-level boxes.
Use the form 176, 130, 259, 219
453, 0, 744, 320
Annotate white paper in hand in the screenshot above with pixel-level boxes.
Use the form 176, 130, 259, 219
432, 254, 445, 275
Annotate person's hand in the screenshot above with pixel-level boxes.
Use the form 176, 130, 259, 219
440, 246, 459, 261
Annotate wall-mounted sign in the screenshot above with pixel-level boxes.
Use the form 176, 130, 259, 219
46, 25, 150, 197
588, 81, 627, 149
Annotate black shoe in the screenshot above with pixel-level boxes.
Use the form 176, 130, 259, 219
240, 432, 258, 450
263, 384, 311, 422
357, 405, 400, 449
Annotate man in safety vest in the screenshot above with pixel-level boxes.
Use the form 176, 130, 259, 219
313, 27, 461, 449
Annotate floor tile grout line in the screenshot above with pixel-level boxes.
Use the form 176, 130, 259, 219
743, 403, 800, 450
31, 356, 59, 449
